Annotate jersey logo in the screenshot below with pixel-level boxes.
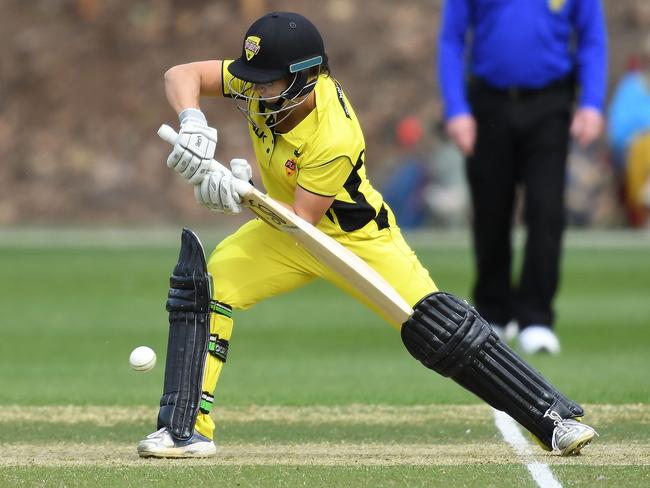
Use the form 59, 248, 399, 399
284, 159, 297, 177
334, 79, 351, 119
252, 124, 267, 142
244, 36, 261, 61
548, 0, 566, 11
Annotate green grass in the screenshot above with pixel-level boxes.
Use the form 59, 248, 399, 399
1, 229, 649, 486
0, 465, 565, 488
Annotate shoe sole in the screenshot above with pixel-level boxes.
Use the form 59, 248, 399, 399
138, 450, 217, 459
137, 445, 217, 459
559, 431, 595, 456
138, 453, 217, 458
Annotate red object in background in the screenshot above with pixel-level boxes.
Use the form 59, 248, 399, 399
626, 55, 642, 72
396, 116, 423, 148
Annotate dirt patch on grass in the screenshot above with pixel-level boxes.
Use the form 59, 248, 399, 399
3, 404, 646, 426
2, 405, 648, 467
1, 441, 648, 467
216, 404, 493, 424
0, 405, 493, 426
584, 404, 650, 425
0, 405, 157, 426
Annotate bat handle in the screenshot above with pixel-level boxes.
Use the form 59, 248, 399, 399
157, 124, 178, 145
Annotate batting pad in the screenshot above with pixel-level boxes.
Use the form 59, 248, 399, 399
401, 292, 584, 449
157, 228, 212, 441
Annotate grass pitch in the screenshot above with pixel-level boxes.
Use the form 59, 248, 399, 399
0, 228, 649, 486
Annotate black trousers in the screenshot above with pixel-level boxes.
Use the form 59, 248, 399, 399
467, 78, 574, 329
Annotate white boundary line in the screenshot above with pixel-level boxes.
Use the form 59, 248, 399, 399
493, 409, 562, 488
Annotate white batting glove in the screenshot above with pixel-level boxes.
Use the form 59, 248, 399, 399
194, 158, 252, 214
166, 109, 218, 185
229, 158, 253, 197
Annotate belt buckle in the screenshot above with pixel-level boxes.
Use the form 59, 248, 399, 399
508, 87, 520, 100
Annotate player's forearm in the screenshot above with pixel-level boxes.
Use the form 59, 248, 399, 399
292, 187, 336, 226
164, 64, 203, 115
273, 200, 327, 226
275, 201, 315, 225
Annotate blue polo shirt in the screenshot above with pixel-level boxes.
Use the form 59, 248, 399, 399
438, 0, 608, 120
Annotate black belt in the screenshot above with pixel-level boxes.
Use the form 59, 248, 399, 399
470, 75, 574, 101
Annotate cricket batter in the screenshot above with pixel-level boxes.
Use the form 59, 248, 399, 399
138, 11, 597, 458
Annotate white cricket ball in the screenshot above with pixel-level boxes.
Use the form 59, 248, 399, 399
129, 346, 157, 372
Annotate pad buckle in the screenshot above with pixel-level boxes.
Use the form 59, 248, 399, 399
199, 392, 214, 414
208, 334, 229, 362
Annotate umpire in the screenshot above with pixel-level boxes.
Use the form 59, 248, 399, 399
437, 0, 607, 354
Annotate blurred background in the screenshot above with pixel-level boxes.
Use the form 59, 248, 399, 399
1, 0, 650, 230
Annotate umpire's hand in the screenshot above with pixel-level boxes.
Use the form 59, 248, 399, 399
446, 114, 477, 156
570, 107, 603, 147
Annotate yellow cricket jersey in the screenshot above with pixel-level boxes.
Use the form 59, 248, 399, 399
222, 60, 392, 238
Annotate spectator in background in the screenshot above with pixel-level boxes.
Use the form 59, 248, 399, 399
608, 35, 650, 227
381, 116, 430, 230
425, 121, 469, 227
438, 0, 607, 354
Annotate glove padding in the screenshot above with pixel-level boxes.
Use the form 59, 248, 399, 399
166, 119, 218, 185
194, 159, 252, 214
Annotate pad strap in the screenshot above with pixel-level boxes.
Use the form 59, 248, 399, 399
210, 300, 232, 317
208, 334, 229, 362
199, 392, 214, 414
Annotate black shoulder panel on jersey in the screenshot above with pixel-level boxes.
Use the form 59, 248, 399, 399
330, 150, 390, 232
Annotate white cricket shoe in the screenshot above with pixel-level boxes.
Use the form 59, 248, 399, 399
490, 321, 518, 342
545, 410, 598, 456
518, 325, 560, 355
137, 427, 217, 458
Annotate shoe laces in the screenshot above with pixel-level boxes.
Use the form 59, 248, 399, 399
147, 427, 169, 439
544, 410, 569, 450
544, 409, 598, 451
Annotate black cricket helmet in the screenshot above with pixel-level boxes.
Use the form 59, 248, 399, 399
227, 12, 327, 127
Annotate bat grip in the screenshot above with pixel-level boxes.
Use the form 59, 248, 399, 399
157, 124, 178, 145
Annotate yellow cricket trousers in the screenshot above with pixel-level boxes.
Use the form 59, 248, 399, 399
195, 218, 437, 438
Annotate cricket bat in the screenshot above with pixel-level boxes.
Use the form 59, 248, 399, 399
158, 124, 413, 324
